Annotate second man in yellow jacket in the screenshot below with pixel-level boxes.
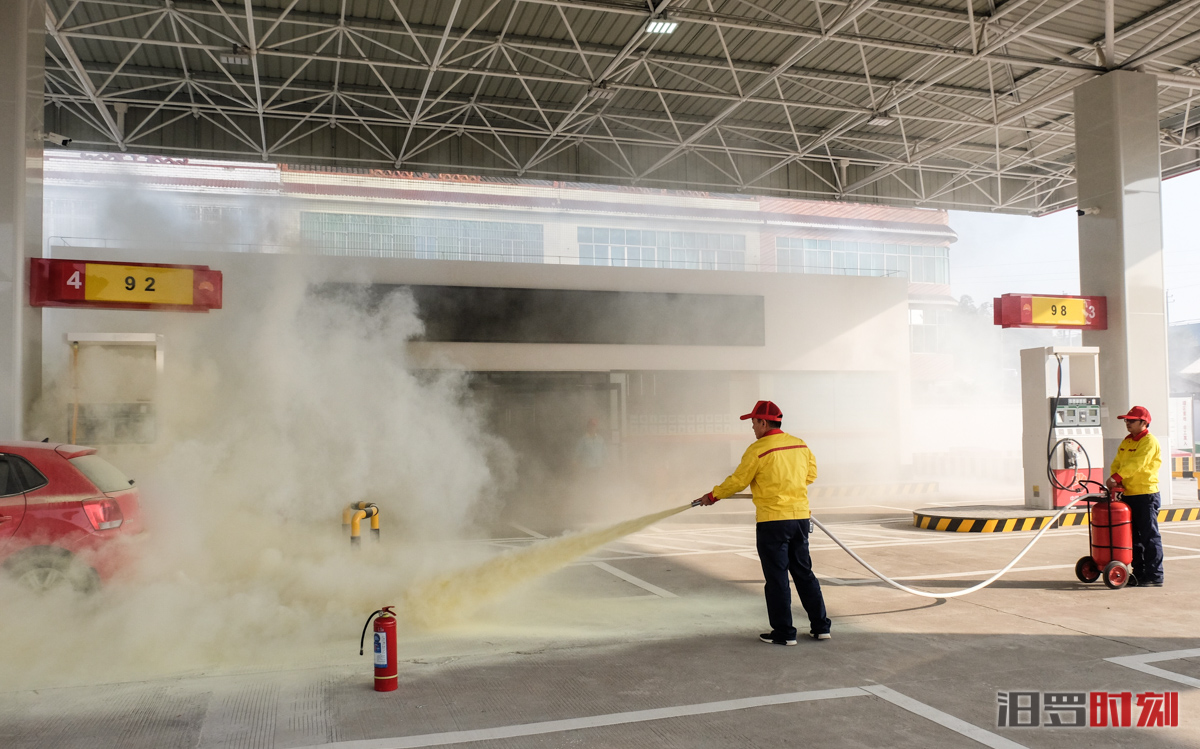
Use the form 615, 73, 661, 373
1106, 405, 1164, 587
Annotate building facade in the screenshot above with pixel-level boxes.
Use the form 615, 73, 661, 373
40, 151, 956, 492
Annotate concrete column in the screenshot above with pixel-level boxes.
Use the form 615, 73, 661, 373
0, 1, 45, 440
1075, 71, 1171, 502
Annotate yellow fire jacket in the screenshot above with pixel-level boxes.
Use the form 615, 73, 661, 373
711, 431, 817, 522
1110, 430, 1162, 496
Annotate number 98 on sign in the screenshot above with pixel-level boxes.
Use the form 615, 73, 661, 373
30, 259, 222, 312
1031, 296, 1086, 325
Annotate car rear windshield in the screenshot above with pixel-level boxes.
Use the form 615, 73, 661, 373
69, 455, 134, 494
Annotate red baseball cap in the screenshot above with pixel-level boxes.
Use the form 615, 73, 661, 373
740, 400, 783, 421
1117, 406, 1152, 424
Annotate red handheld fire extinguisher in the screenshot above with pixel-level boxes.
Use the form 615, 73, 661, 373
359, 606, 398, 692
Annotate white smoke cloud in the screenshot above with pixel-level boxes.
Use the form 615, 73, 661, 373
1, 266, 513, 689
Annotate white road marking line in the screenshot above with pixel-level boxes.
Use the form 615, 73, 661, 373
1106, 647, 1200, 688
590, 561, 677, 598
817, 531, 902, 542
1163, 529, 1200, 538
733, 555, 1200, 587
1162, 543, 1200, 552
619, 538, 739, 553
862, 685, 1028, 749
815, 516, 908, 526
630, 536, 762, 551
291, 687, 870, 749
812, 562, 1082, 585
509, 522, 546, 539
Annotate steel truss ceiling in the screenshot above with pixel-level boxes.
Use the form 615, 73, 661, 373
40, 0, 1200, 214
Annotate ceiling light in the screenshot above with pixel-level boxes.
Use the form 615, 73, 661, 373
584, 83, 615, 101
645, 19, 678, 34
220, 45, 251, 65
866, 112, 895, 126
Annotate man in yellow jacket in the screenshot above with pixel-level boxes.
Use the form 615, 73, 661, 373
1106, 405, 1164, 587
695, 400, 831, 645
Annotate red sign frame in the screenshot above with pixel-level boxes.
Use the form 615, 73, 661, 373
993, 293, 1106, 330
29, 258, 223, 312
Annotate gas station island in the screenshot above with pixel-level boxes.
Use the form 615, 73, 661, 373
4, 1, 1200, 747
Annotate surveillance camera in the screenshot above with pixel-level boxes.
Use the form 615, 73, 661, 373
43, 132, 72, 147
1076, 206, 1100, 216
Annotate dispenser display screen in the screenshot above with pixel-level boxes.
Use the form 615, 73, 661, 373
1053, 397, 1101, 427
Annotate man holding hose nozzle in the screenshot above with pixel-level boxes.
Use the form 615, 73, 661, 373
694, 400, 831, 645
1106, 406, 1164, 587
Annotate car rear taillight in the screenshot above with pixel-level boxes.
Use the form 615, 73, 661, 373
82, 498, 123, 530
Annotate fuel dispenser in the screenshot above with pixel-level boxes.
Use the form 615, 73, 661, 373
1021, 346, 1104, 509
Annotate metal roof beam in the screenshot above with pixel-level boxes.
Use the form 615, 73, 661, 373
636, 0, 886, 180
45, 4, 127, 148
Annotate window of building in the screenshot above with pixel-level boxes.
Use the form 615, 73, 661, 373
777, 238, 948, 282
910, 308, 948, 353
299, 213, 544, 262
184, 205, 246, 224
578, 227, 745, 270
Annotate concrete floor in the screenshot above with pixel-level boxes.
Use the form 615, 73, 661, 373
5, 484, 1200, 748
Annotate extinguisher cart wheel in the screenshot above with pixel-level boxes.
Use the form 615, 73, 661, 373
1075, 556, 1101, 583
1102, 561, 1130, 590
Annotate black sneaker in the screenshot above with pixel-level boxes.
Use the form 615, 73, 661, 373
810, 632, 832, 641
1141, 580, 1163, 587
759, 633, 797, 646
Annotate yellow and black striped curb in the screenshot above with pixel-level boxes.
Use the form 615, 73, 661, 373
913, 506, 1200, 533
809, 482, 938, 499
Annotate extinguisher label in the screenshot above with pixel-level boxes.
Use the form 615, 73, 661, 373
373, 632, 388, 667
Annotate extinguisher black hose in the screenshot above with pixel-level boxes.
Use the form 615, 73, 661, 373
1049, 437, 1092, 491
359, 610, 384, 655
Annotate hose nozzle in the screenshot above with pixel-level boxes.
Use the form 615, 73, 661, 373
691, 498, 703, 507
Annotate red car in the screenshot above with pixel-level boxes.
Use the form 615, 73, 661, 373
0, 441, 142, 592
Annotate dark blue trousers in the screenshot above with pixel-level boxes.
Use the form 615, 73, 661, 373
1124, 493, 1163, 584
756, 519, 831, 639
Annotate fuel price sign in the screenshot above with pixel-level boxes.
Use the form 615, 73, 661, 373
993, 293, 1105, 330
30, 259, 222, 312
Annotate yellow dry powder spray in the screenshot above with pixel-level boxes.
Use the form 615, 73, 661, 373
404, 504, 690, 628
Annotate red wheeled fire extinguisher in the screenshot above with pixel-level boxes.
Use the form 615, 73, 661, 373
1075, 488, 1134, 589
360, 607, 398, 692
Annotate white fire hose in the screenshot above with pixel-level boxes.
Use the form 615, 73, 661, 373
810, 495, 1093, 599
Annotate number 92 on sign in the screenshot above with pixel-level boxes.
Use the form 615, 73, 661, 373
79, 263, 192, 305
